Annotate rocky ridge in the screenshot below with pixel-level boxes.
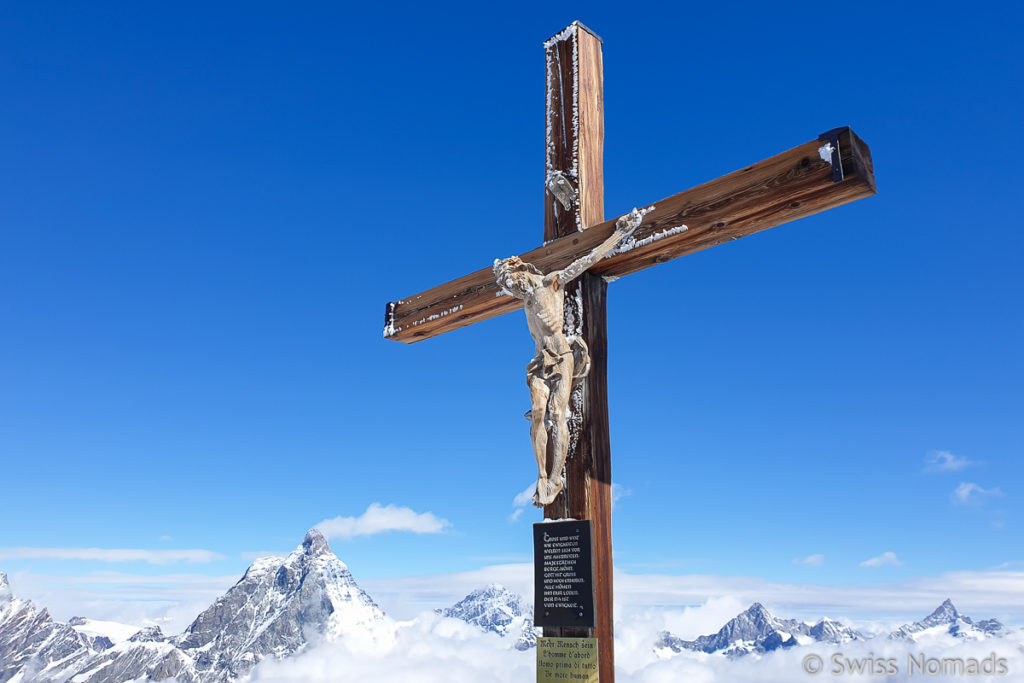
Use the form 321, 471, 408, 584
436, 584, 539, 650
1, 530, 386, 682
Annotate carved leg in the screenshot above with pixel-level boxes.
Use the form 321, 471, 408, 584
527, 369, 551, 506
542, 369, 573, 506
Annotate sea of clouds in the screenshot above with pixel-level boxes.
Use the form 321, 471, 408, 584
243, 602, 1024, 683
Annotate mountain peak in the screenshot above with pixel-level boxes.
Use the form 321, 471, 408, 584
302, 528, 332, 556
438, 585, 538, 650
128, 625, 166, 643
888, 599, 1004, 641
473, 584, 514, 599
738, 602, 774, 624
0, 572, 9, 601
174, 528, 384, 680
925, 599, 961, 623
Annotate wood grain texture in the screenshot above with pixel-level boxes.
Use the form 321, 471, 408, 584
384, 129, 876, 343
537, 23, 616, 682
545, 272, 615, 676
539, 21, 602, 531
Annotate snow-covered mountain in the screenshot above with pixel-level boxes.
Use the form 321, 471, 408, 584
67, 617, 139, 652
179, 528, 386, 681
436, 584, 539, 650
0, 572, 94, 682
655, 603, 864, 657
888, 599, 1004, 641
35, 626, 199, 683
5, 539, 1016, 682
0, 529, 389, 682
656, 599, 1008, 659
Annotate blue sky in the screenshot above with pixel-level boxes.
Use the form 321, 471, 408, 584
1, 1, 1022, 625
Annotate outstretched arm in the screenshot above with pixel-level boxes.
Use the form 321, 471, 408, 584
554, 208, 645, 286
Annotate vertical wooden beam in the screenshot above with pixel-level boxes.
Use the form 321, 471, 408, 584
542, 21, 614, 682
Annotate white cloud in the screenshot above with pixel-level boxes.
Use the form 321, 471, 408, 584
612, 483, 631, 508
993, 561, 1024, 570
243, 603, 1024, 683
507, 483, 537, 522
508, 481, 629, 520
360, 563, 534, 620
248, 612, 533, 683
794, 554, 824, 566
11, 562, 1024, 660
925, 450, 975, 472
952, 482, 1003, 505
860, 552, 902, 568
362, 562, 1024, 628
316, 503, 451, 541
512, 482, 536, 508
0, 547, 225, 564
6, 570, 239, 633
240, 551, 288, 561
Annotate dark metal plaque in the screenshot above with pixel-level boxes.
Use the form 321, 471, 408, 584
533, 520, 595, 628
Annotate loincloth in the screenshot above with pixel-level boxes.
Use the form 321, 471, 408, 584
529, 337, 590, 382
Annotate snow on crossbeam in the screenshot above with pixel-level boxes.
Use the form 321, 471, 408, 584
384, 128, 875, 344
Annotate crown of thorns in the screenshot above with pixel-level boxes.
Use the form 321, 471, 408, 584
494, 256, 542, 275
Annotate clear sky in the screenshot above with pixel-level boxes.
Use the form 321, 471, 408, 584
1, 1, 1021, 627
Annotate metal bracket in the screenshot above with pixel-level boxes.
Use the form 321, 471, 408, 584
817, 127, 847, 183
546, 170, 578, 211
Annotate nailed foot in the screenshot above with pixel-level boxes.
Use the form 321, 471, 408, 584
532, 476, 564, 507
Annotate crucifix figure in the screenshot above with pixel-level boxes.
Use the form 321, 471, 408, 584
494, 209, 644, 506
383, 21, 875, 682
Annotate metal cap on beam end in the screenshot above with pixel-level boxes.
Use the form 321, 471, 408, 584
817, 127, 848, 183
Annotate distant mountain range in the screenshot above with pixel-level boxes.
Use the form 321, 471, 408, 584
656, 603, 861, 657
1, 534, 1015, 681
0, 530, 388, 682
656, 599, 1007, 658
0, 531, 538, 683
887, 598, 1005, 641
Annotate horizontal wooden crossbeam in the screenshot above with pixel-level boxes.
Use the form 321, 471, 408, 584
384, 127, 875, 343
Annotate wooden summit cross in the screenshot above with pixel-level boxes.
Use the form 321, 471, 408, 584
383, 22, 875, 682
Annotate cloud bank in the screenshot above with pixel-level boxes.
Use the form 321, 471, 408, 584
364, 564, 1024, 625
11, 563, 1024, 644
245, 604, 1024, 683
249, 613, 533, 683
0, 547, 225, 564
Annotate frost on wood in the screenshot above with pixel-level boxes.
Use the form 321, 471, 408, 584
492, 213, 641, 508
383, 301, 399, 338
546, 170, 577, 210
608, 206, 687, 257
544, 22, 582, 231
383, 302, 462, 338
818, 142, 834, 163
543, 23, 580, 49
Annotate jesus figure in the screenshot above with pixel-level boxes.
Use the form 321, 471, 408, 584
494, 209, 643, 506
